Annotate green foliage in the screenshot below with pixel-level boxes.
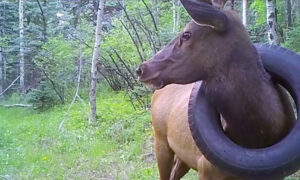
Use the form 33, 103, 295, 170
34, 35, 77, 79
1, 0, 300, 179
0, 91, 156, 179
32, 35, 80, 104
248, 0, 267, 43
282, 26, 300, 53
5, 93, 24, 104
250, 0, 266, 26
1, 90, 298, 179
27, 80, 60, 111
0, 88, 205, 179
102, 20, 143, 64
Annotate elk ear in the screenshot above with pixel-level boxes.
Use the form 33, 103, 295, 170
180, 0, 229, 32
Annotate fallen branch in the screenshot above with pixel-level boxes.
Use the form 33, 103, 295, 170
0, 76, 20, 96
0, 104, 32, 108
59, 40, 88, 131
0, 175, 10, 180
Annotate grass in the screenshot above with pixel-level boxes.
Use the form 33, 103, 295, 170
0, 90, 158, 179
0, 89, 299, 179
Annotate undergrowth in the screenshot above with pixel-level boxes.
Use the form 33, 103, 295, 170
0, 89, 298, 179
0, 90, 158, 179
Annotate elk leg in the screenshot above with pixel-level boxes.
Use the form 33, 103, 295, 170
154, 135, 175, 180
197, 157, 212, 180
170, 155, 190, 180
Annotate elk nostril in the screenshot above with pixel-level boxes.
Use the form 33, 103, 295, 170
136, 67, 142, 76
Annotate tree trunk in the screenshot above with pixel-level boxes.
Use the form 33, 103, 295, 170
0, 2, 4, 95
36, 0, 47, 42
231, 0, 235, 10
292, 0, 300, 24
172, 0, 180, 33
224, 0, 235, 9
286, 0, 292, 27
0, 48, 3, 95
90, 0, 105, 122
242, 0, 247, 27
172, 0, 176, 33
297, 0, 300, 23
19, 0, 25, 94
3, 2, 6, 84
0, 3, 3, 95
266, 0, 279, 45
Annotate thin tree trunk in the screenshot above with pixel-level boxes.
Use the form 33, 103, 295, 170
172, 0, 177, 33
172, 0, 180, 33
141, 0, 158, 31
36, 0, 47, 42
19, 0, 25, 94
3, 2, 6, 84
90, 0, 104, 122
41, 69, 65, 103
293, 0, 300, 24
0, 48, 3, 95
176, 0, 180, 30
266, 0, 279, 45
297, 0, 300, 23
142, 0, 161, 49
151, 0, 159, 26
119, 20, 144, 62
242, 0, 247, 27
59, 40, 85, 130
231, 0, 235, 10
3, 51, 6, 85
0, 3, 3, 95
286, 0, 292, 27
118, 0, 145, 60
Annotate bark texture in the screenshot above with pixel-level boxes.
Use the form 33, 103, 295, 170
90, 0, 104, 122
266, 0, 279, 45
0, 48, 3, 95
293, 0, 300, 22
19, 0, 25, 94
286, 0, 292, 27
3, 2, 6, 83
151, 0, 159, 26
231, 0, 235, 9
172, 0, 180, 33
242, 0, 247, 27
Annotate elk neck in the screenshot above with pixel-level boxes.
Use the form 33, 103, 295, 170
203, 44, 294, 148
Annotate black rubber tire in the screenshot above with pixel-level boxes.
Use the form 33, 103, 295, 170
188, 44, 300, 180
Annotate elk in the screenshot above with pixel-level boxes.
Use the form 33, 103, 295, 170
137, 0, 298, 179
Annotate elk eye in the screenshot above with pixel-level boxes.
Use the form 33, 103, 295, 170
181, 32, 191, 41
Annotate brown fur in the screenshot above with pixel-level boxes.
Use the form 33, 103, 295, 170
152, 81, 294, 180
152, 83, 241, 179
138, 7, 295, 180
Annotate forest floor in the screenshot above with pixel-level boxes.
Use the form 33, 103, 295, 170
0, 89, 198, 180
0, 90, 299, 179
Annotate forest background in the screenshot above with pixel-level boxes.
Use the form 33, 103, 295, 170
0, 0, 300, 179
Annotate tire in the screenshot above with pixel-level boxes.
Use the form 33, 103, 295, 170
188, 44, 300, 180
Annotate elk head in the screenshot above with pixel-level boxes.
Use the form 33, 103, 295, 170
137, 0, 248, 89
137, 1, 300, 179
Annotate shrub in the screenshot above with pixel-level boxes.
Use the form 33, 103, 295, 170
282, 26, 300, 53
27, 80, 59, 111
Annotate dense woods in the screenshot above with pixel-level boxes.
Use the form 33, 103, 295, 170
1, 0, 300, 179
0, 0, 300, 110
